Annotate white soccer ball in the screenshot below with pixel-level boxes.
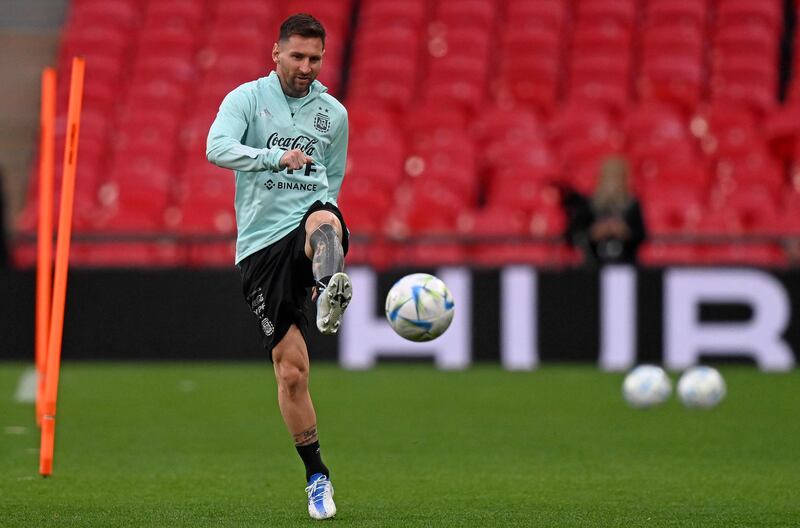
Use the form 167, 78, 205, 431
677, 366, 726, 409
385, 273, 455, 342
622, 365, 672, 408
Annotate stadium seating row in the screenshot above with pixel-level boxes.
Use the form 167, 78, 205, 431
13, 0, 800, 268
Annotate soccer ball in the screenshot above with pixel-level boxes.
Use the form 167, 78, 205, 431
677, 366, 726, 409
622, 365, 672, 408
385, 273, 455, 342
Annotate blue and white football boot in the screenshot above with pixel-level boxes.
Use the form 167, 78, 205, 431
305, 473, 336, 520
316, 272, 352, 335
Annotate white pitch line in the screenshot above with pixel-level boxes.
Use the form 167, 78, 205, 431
14, 368, 37, 404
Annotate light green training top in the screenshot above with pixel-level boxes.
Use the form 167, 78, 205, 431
206, 71, 349, 264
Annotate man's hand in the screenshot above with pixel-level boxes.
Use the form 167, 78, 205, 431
279, 149, 314, 170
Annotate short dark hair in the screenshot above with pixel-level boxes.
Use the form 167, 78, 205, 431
279, 13, 326, 47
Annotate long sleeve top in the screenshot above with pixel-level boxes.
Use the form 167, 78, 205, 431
207, 71, 348, 263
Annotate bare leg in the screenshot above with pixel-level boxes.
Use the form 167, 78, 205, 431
272, 324, 318, 444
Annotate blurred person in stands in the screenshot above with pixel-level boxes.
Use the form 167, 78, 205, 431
564, 155, 647, 265
206, 14, 349, 520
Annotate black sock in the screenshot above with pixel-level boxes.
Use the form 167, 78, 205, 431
316, 275, 332, 292
296, 441, 329, 482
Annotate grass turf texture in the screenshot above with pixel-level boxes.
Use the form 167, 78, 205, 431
1, 363, 798, 527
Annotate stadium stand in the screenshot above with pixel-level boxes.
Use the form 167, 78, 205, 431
12, 0, 800, 268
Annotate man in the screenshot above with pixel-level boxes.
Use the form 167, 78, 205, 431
206, 13, 350, 520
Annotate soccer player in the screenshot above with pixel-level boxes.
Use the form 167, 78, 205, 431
206, 13, 350, 520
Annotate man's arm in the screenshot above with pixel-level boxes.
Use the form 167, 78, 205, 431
325, 114, 349, 204
206, 88, 285, 172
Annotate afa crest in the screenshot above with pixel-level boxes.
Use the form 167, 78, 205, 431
313, 112, 331, 133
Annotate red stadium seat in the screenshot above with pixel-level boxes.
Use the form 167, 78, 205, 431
469, 105, 542, 144
646, 0, 709, 31
642, 25, 704, 61
349, 121, 405, 161
425, 56, 487, 100
359, 0, 428, 31
144, 0, 205, 32
203, 23, 266, 51
424, 78, 486, 111
638, 163, 710, 196
471, 242, 566, 267
427, 27, 491, 62
639, 243, 701, 265
709, 183, 781, 234
571, 25, 632, 56
458, 206, 529, 237
69, 0, 140, 31
350, 56, 418, 110
486, 177, 558, 213
624, 103, 690, 148
716, 0, 783, 34
285, 0, 353, 30
347, 150, 405, 187
136, 27, 199, 58
711, 55, 778, 113
132, 54, 197, 85
506, 0, 568, 33
337, 180, 393, 237
91, 202, 169, 234
503, 26, 561, 54
496, 54, 561, 111
178, 198, 236, 237
214, 0, 277, 26
691, 103, 759, 159
62, 25, 131, 59
403, 103, 466, 132
125, 78, 189, 108
638, 57, 704, 109
643, 194, 704, 236
401, 242, 470, 267
714, 55, 778, 82
71, 241, 183, 268
569, 55, 631, 112
763, 105, 800, 161
550, 102, 617, 140
577, 0, 637, 31
713, 24, 778, 58
700, 244, 787, 267
715, 152, 786, 190
435, 0, 497, 33
461, 207, 564, 267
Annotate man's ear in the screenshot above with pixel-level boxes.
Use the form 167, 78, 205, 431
272, 42, 280, 64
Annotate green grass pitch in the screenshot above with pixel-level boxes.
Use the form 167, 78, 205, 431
1, 363, 798, 527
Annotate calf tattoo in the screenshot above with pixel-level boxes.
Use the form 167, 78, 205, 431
310, 223, 343, 285
294, 424, 319, 446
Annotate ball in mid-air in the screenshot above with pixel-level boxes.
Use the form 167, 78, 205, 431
677, 366, 726, 408
622, 365, 672, 408
385, 273, 454, 342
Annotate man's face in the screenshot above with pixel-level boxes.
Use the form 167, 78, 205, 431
272, 35, 324, 97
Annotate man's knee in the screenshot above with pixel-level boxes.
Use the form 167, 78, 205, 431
306, 211, 341, 236
275, 358, 308, 397
272, 326, 309, 397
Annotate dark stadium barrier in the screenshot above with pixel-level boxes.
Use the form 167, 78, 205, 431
1, 267, 798, 370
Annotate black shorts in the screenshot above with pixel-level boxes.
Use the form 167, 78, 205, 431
237, 201, 349, 358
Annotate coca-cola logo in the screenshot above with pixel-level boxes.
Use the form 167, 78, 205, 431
266, 133, 318, 155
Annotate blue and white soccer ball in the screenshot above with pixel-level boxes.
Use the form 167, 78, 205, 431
677, 366, 726, 409
622, 365, 672, 408
385, 273, 455, 342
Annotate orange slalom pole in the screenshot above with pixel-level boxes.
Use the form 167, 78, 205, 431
36, 67, 56, 427
40, 57, 84, 477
